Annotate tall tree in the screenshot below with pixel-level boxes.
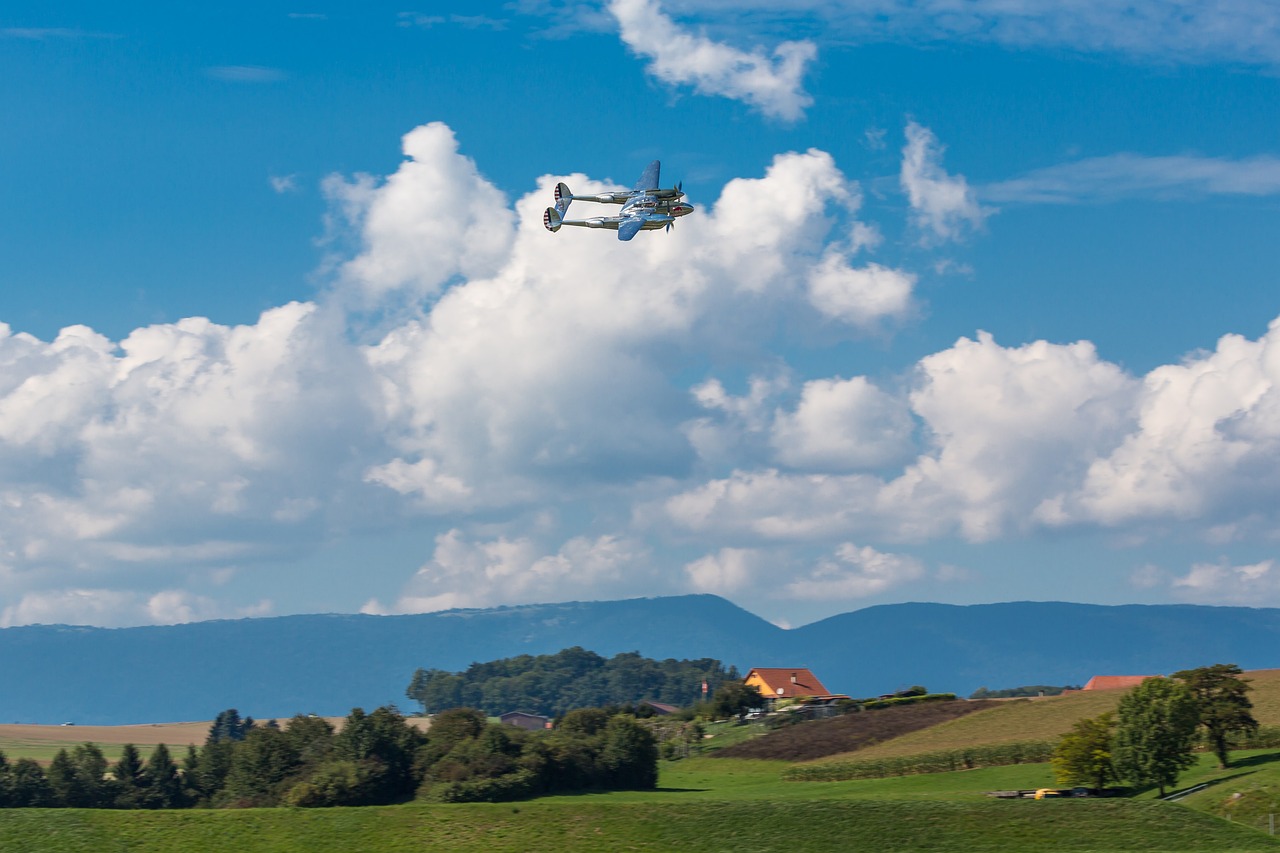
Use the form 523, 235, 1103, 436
113, 743, 146, 808
1113, 677, 1200, 796
10, 758, 52, 807
1173, 663, 1259, 769
143, 743, 184, 809
208, 709, 256, 744
1051, 712, 1117, 790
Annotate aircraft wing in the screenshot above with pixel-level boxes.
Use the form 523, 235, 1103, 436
633, 160, 660, 192
617, 216, 647, 241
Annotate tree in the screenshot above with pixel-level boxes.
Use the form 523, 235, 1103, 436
1113, 677, 1200, 796
10, 758, 52, 807
222, 726, 301, 806
207, 709, 255, 745
599, 716, 658, 790
1051, 712, 1117, 790
1173, 663, 1259, 769
710, 681, 763, 720
143, 743, 184, 809
112, 743, 146, 808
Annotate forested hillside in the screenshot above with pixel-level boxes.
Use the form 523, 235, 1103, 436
406, 647, 735, 716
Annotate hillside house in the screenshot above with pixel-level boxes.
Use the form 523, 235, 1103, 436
1081, 675, 1161, 691
641, 700, 680, 716
744, 668, 848, 709
499, 711, 551, 730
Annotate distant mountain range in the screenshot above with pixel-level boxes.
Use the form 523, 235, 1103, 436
4, 595, 1280, 725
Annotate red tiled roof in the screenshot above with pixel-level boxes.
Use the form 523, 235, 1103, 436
745, 667, 831, 699
1082, 675, 1160, 691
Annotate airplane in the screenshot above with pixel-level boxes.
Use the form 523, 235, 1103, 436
543, 160, 694, 241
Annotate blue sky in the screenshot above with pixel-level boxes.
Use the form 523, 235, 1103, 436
2, 0, 1280, 628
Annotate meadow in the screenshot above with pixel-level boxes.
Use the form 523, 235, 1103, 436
7, 673, 1280, 851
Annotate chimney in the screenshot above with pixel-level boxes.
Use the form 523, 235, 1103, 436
791, 673, 797, 684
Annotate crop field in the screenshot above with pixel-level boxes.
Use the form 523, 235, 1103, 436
713, 698, 1001, 761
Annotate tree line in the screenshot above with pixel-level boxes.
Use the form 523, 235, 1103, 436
1052, 664, 1258, 796
406, 646, 738, 717
0, 704, 658, 809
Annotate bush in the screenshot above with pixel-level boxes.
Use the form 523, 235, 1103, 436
782, 740, 1056, 782
425, 768, 538, 803
860, 693, 957, 710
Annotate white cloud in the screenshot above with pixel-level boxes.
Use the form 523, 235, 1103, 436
270, 174, 299, 194
364, 529, 651, 613
806, 255, 916, 330
984, 153, 1280, 205
786, 542, 924, 600
608, 0, 816, 121
0, 587, 271, 628
324, 122, 515, 307
1046, 319, 1280, 527
900, 122, 989, 244
684, 547, 762, 594
772, 376, 914, 472
1171, 558, 1280, 605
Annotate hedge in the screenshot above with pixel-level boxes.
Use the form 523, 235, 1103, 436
782, 740, 1056, 782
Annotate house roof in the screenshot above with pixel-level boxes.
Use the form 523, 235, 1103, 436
745, 667, 832, 699
641, 701, 681, 715
1082, 675, 1160, 691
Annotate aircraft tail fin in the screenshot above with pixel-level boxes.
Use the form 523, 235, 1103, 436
543, 206, 562, 233
554, 182, 573, 216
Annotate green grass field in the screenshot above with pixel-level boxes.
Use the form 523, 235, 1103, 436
3, 754, 1279, 853
6, 672, 1280, 851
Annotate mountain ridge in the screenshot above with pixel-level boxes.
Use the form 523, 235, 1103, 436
4, 595, 1279, 724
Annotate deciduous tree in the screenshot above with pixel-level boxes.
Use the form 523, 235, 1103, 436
1051, 712, 1117, 790
1173, 663, 1258, 769
1113, 677, 1199, 796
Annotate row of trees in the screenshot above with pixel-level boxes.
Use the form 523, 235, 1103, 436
406, 647, 739, 717
0, 704, 659, 809
1052, 664, 1258, 796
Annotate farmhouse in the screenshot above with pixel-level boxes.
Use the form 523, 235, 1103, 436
743, 667, 848, 710
499, 711, 551, 730
1081, 675, 1160, 691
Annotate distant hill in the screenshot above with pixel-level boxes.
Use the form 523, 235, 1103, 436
3, 596, 1280, 724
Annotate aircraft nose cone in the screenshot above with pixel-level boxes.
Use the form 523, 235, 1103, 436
676, 203, 693, 216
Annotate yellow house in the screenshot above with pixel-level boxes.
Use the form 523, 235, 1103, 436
744, 667, 837, 701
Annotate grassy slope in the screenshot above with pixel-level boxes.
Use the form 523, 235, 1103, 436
807, 670, 1280, 764
4, 800, 1277, 853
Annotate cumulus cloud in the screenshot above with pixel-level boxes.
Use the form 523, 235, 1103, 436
684, 547, 764, 594
608, 0, 816, 121
786, 542, 924, 600
984, 153, 1280, 205
364, 529, 650, 613
900, 122, 989, 244
806, 255, 916, 330
324, 122, 515, 307
1045, 319, 1280, 527
771, 376, 914, 472
1172, 559, 1280, 605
